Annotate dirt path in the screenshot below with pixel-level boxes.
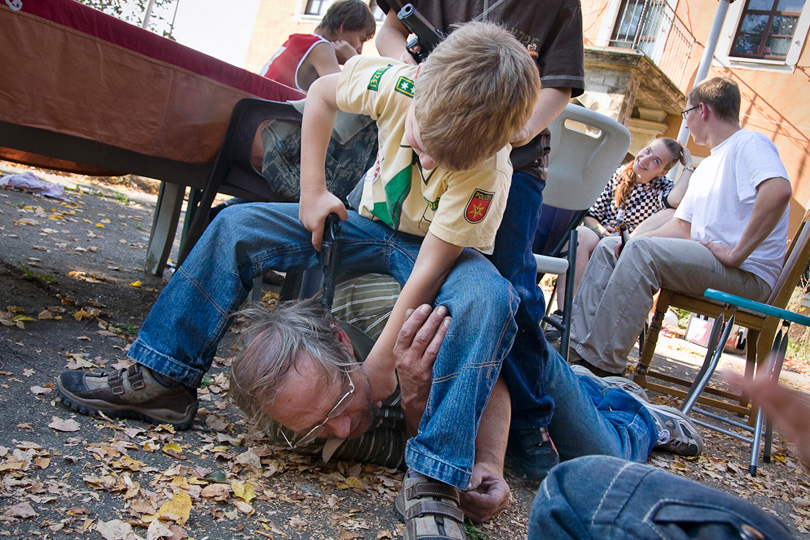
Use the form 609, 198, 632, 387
0, 164, 808, 539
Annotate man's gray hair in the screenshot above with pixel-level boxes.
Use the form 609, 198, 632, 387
229, 299, 359, 430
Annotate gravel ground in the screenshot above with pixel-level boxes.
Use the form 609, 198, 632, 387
0, 163, 808, 539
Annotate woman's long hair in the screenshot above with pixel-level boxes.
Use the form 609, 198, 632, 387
614, 138, 684, 209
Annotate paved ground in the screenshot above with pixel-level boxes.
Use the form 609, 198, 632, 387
1, 163, 808, 539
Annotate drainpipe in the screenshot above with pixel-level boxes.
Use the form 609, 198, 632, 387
142, 0, 157, 30
669, 0, 732, 177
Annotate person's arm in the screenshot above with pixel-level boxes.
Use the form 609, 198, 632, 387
302, 42, 342, 82
299, 73, 349, 249
363, 233, 463, 402
393, 304, 511, 522
462, 376, 511, 523
511, 87, 571, 147
393, 304, 451, 438
663, 147, 694, 208
638, 215, 692, 239
376, 9, 414, 63
740, 373, 810, 466
700, 177, 792, 267
582, 215, 608, 238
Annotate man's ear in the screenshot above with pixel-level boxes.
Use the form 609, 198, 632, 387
334, 328, 356, 360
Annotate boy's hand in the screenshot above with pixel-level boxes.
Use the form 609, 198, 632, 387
361, 344, 399, 403
299, 190, 348, 250
333, 40, 359, 64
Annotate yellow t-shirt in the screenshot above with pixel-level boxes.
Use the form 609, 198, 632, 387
336, 56, 512, 252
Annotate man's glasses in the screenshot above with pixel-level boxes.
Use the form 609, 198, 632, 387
280, 372, 356, 449
681, 104, 700, 119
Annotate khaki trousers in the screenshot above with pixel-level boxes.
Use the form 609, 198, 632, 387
570, 236, 771, 374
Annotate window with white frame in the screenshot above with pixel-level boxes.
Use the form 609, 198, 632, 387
717, 0, 810, 71
731, 0, 804, 60
299, 0, 385, 21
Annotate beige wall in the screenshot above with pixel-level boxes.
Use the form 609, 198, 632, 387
244, 0, 381, 74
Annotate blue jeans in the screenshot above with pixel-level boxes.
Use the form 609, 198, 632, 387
530, 456, 794, 539
490, 171, 554, 430
544, 350, 656, 462
128, 202, 518, 490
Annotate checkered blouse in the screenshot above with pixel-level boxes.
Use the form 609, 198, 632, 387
587, 167, 674, 233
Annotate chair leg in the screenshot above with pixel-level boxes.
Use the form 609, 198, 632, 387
749, 324, 789, 475
558, 229, 577, 360
634, 290, 672, 385
682, 313, 735, 415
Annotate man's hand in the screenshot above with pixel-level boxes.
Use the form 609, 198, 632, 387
393, 304, 451, 438
298, 190, 347, 251
699, 240, 743, 267
461, 461, 511, 523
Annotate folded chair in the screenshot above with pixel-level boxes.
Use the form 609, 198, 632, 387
634, 207, 810, 427
533, 104, 631, 357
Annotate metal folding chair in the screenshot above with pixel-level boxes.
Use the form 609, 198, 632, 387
682, 288, 810, 475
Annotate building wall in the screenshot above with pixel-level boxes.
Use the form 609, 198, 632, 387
583, 0, 810, 230
244, 0, 381, 74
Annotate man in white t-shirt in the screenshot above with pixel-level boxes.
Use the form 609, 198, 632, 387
569, 77, 792, 376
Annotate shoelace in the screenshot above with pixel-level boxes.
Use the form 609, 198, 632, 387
656, 428, 672, 445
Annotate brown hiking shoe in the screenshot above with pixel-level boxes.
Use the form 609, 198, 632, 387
57, 364, 198, 429
394, 470, 465, 540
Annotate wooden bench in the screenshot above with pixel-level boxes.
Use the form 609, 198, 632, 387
0, 0, 303, 274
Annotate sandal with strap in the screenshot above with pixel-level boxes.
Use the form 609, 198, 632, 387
394, 470, 465, 540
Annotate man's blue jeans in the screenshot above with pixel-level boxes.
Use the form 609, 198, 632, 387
530, 456, 794, 539
490, 171, 554, 430
543, 350, 656, 462
127, 202, 518, 490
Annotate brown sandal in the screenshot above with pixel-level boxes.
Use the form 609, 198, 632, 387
394, 470, 465, 540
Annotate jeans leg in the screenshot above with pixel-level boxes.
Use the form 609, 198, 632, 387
544, 350, 656, 462
129, 203, 410, 387
489, 171, 554, 430
405, 249, 519, 489
530, 456, 794, 540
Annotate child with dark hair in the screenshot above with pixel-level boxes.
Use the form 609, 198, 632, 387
260, 0, 377, 92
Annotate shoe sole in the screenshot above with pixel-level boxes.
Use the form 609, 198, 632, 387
56, 382, 198, 430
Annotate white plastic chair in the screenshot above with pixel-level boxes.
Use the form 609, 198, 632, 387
534, 104, 631, 356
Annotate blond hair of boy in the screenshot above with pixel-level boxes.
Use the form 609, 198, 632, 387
415, 21, 541, 171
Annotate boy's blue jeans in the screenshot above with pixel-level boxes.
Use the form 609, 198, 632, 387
127, 202, 518, 490
530, 456, 794, 539
490, 171, 554, 430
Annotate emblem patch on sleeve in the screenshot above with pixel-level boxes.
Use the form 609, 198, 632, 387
368, 65, 392, 91
465, 189, 494, 223
394, 76, 415, 98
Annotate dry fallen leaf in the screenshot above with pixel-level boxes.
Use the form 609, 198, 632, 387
4, 501, 37, 519
147, 518, 173, 540
96, 519, 139, 540
157, 490, 192, 525
48, 416, 81, 432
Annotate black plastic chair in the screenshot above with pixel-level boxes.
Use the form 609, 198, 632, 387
179, 99, 304, 264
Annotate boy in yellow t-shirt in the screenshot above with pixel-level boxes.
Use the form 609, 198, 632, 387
56, 21, 539, 540
298, 21, 538, 538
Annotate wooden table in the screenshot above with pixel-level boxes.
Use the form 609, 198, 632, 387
0, 0, 303, 274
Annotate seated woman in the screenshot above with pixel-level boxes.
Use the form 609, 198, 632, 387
546, 137, 693, 340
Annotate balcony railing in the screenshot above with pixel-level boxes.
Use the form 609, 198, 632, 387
586, 0, 696, 87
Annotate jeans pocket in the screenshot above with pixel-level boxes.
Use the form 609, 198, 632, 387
650, 501, 774, 540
